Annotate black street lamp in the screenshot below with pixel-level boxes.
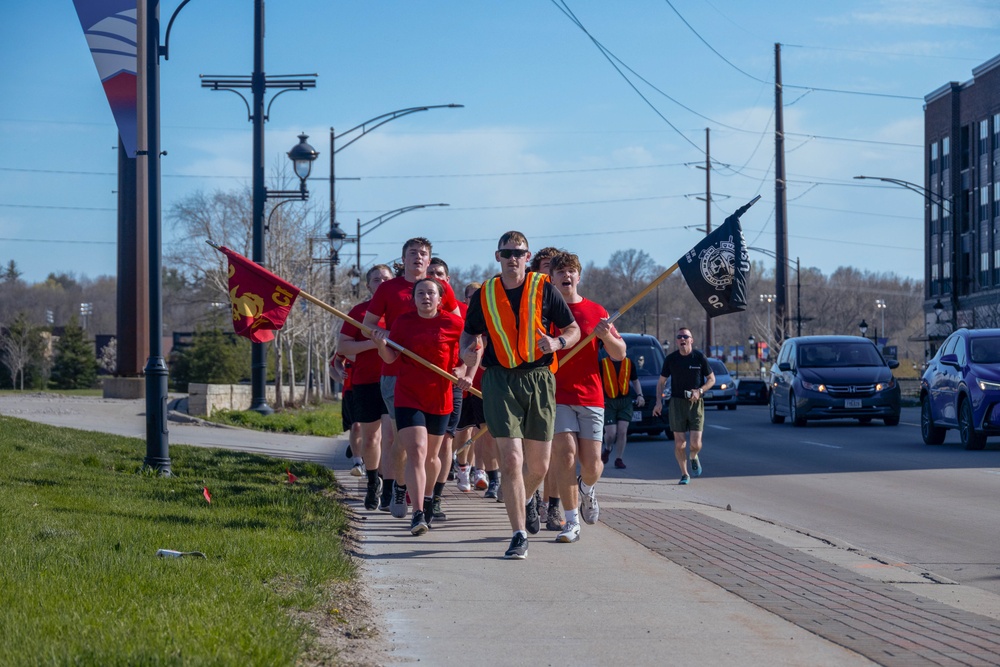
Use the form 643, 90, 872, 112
352, 203, 450, 276
859, 319, 869, 338
201, 0, 317, 416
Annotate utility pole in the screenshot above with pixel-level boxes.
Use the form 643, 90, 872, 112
774, 43, 790, 346
704, 128, 713, 355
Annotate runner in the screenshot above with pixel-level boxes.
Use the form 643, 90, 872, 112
337, 264, 394, 510
548, 251, 626, 544
370, 277, 475, 535
461, 232, 580, 559
363, 238, 461, 517
601, 354, 644, 469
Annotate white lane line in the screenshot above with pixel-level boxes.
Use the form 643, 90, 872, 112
902, 421, 920, 427
709, 425, 731, 430
984, 470, 1000, 476
802, 440, 842, 449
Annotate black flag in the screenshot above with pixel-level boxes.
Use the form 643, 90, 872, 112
677, 197, 756, 318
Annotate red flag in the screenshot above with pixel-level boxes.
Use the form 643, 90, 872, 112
286, 469, 298, 484
203, 487, 212, 503
220, 246, 301, 343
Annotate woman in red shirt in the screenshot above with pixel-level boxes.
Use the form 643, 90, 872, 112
371, 278, 477, 535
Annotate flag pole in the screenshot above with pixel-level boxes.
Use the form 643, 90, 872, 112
207, 241, 482, 399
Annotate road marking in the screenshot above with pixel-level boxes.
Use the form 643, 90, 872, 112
709, 425, 731, 430
802, 440, 842, 449
901, 421, 920, 427
984, 470, 1000, 476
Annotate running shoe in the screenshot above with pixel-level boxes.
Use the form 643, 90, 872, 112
364, 476, 383, 511
545, 503, 564, 531
690, 456, 702, 477
496, 481, 504, 503
378, 479, 393, 512
431, 496, 446, 521
679, 474, 690, 485
525, 494, 540, 534
390, 482, 408, 519
556, 521, 581, 543
614, 458, 626, 469
350, 462, 365, 477
601, 447, 611, 464
448, 456, 458, 481
345, 445, 353, 459
410, 510, 428, 536
484, 478, 500, 499
456, 465, 472, 492
578, 476, 600, 525
473, 468, 489, 491
504, 533, 528, 559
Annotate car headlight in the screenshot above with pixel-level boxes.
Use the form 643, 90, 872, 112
976, 377, 1000, 391
801, 380, 826, 393
718, 383, 728, 390
875, 378, 896, 392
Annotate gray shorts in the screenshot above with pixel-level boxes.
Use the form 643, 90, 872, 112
554, 404, 604, 442
380, 375, 397, 420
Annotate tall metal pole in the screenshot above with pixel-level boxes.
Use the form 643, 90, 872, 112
774, 43, 790, 345
249, 0, 271, 414
704, 127, 713, 354
141, 0, 170, 474
329, 127, 336, 291
356, 218, 362, 275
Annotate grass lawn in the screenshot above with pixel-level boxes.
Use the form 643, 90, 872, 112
0, 415, 358, 666
208, 400, 345, 437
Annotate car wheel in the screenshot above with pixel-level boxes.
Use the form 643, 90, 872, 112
858, 417, 872, 424
920, 395, 945, 445
790, 392, 807, 427
769, 392, 785, 424
883, 415, 900, 426
728, 404, 737, 411
959, 398, 987, 450
716, 405, 725, 411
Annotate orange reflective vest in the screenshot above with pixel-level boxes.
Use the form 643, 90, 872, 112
481, 272, 549, 369
601, 357, 632, 398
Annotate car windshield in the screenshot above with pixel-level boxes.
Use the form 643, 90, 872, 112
707, 359, 730, 377
625, 344, 663, 377
970, 336, 1000, 364
797, 342, 882, 368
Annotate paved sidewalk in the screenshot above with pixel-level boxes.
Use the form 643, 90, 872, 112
5, 394, 1000, 666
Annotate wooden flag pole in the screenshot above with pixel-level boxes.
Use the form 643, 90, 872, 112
209, 241, 482, 399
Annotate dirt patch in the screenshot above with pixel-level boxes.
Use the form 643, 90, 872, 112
295, 577, 392, 667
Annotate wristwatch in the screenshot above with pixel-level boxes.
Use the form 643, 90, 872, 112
558, 336, 567, 350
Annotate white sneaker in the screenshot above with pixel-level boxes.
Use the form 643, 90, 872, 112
578, 476, 600, 525
556, 521, 581, 543
456, 465, 471, 492
350, 462, 365, 477
473, 468, 489, 491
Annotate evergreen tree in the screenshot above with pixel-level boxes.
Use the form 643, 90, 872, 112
49, 316, 98, 389
170, 327, 250, 392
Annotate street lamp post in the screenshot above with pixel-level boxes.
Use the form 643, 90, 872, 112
859, 319, 869, 339
329, 105, 463, 289
854, 174, 956, 330
875, 298, 886, 345
352, 203, 450, 274
760, 293, 775, 336
748, 334, 756, 370
201, 0, 317, 415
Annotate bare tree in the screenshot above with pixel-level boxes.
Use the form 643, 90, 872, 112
1, 313, 39, 390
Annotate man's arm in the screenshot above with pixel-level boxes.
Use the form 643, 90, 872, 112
337, 332, 376, 357
652, 375, 667, 416
595, 319, 626, 360
691, 372, 716, 403
631, 379, 645, 407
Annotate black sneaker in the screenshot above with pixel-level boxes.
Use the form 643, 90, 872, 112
484, 478, 500, 499
378, 480, 393, 512
364, 476, 383, 511
345, 445, 353, 459
431, 496, 446, 521
504, 533, 528, 559
525, 494, 540, 535
410, 510, 428, 536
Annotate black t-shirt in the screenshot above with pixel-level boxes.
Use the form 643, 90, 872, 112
464, 275, 575, 369
660, 349, 711, 397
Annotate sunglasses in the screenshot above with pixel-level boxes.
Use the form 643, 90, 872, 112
676, 334, 691, 340
498, 249, 529, 259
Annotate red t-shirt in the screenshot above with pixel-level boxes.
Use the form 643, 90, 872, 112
389, 310, 464, 415
366, 276, 460, 376
339, 300, 384, 386
555, 298, 612, 407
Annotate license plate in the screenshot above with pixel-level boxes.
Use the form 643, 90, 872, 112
703, 391, 714, 399
845, 399, 862, 409
631, 411, 642, 422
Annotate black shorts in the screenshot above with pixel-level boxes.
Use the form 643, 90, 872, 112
342, 390, 355, 429
457, 394, 485, 430
351, 382, 388, 424
446, 384, 463, 436
395, 406, 449, 436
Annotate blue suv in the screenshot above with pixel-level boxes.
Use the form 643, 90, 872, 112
920, 328, 1000, 449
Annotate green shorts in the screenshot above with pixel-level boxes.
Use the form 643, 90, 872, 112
482, 366, 556, 442
604, 395, 634, 425
669, 396, 704, 433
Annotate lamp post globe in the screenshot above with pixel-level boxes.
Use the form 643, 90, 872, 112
859, 319, 869, 337
288, 133, 319, 185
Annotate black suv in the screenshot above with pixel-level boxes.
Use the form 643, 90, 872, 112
599, 333, 671, 437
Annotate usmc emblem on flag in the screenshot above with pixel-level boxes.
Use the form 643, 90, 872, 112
698, 236, 736, 291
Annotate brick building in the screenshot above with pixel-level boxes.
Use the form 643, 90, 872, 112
925, 53, 1000, 348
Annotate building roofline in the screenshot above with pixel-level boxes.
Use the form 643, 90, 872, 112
972, 53, 1000, 79
925, 82, 955, 105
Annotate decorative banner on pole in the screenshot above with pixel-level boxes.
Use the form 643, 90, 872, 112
677, 198, 754, 318
72, 0, 138, 157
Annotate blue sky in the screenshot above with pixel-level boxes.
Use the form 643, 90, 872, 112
2, 0, 999, 285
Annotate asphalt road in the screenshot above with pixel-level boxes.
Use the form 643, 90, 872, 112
610, 405, 1000, 596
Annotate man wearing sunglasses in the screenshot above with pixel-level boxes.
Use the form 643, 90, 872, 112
461, 232, 580, 559
652, 327, 715, 485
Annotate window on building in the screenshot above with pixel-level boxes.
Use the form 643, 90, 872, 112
931, 202, 939, 222
944, 259, 951, 279
980, 119, 989, 155
995, 248, 1000, 284
981, 251, 990, 287
930, 141, 939, 175
994, 182, 1000, 219
994, 114, 1000, 151
980, 186, 990, 222
943, 137, 951, 171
